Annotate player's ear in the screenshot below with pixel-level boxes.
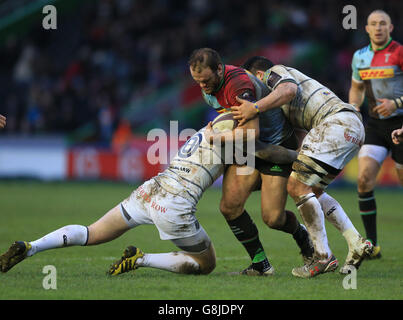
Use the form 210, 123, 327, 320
365, 24, 370, 35
389, 23, 394, 33
256, 70, 265, 81
217, 64, 223, 77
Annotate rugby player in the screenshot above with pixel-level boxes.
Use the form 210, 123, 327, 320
0, 119, 279, 275
349, 10, 403, 259
188, 48, 314, 276
0, 114, 6, 129
233, 56, 373, 277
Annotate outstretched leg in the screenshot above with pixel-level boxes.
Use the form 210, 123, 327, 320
0, 205, 130, 273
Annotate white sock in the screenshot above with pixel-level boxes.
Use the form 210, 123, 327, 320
297, 194, 332, 260
137, 252, 200, 274
318, 192, 360, 249
27, 225, 88, 257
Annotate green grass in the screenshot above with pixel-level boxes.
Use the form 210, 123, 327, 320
0, 181, 402, 300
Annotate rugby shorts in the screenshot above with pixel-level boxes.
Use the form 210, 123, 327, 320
359, 116, 403, 165
120, 179, 201, 241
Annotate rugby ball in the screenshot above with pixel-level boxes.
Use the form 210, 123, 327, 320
211, 112, 238, 133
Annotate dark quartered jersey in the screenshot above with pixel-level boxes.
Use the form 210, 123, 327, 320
352, 38, 403, 119
201, 64, 294, 145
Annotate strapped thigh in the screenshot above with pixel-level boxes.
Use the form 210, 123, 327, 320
171, 226, 211, 253
291, 154, 340, 189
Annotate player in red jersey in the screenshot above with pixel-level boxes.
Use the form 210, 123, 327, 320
188, 48, 313, 276
349, 10, 403, 258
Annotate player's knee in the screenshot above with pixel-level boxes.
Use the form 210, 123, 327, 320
199, 256, 216, 275
189, 245, 216, 275
261, 211, 284, 229
287, 176, 313, 201
357, 171, 375, 192
219, 199, 243, 220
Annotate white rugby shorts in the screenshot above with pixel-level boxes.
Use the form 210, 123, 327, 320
120, 179, 200, 240
299, 111, 365, 169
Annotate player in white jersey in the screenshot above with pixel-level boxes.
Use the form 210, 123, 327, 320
232, 56, 373, 278
1, 118, 287, 276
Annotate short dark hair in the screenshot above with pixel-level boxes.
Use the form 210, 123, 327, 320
241, 56, 274, 74
188, 48, 222, 72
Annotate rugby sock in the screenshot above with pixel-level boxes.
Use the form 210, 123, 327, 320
280, 210, 314, 256
27, 225, 88, 257
319, 192, 361, 249
296, 193, 332, 260
137, 252, 200, 274
227, 210, 268, 264
270, 210, 299, 234
358, 191, 377, 245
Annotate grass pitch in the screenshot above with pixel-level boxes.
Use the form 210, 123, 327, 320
0, 181, 402, 300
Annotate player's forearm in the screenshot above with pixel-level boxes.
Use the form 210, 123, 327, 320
255, 142, 298, 164
255, 83, 297, 113
348, 82, 365, 108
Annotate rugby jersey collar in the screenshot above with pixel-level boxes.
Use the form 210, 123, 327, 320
369, 37, 392, 51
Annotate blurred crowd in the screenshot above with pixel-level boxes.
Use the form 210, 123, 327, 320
0, 0, 402, 142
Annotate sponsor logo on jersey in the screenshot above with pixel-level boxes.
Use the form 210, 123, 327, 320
171, 166, 191, 174
358, 68, 394, 80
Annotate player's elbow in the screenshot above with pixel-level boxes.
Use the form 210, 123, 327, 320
278, 82, 297, 102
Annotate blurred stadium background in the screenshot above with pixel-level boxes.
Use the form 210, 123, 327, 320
0, 0, 402, 186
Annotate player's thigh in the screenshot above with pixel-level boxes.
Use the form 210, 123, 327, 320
87, 205, 131, 245
287, 174, 314, 200
287, 153, 341, 199
300, 111, 364, 170
220, 164, 260, 218
260, 174, 288, 226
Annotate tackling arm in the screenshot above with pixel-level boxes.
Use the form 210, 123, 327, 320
231, 82, 297, 126
254, 141, 298, 164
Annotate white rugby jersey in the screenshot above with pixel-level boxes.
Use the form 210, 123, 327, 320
263, 65, 357, 130
153, 128, 225, 204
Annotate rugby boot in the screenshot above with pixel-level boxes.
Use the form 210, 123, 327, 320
366, 244, 381, 259
0, 241, 31, 273
108, 246, 144, 276
339, 237, 373, 274
240, 258, 275, 276
292, 254, 338, 278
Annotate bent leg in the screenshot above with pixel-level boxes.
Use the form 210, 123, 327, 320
260, 174, 294, 232
136, 227, 216, 275
219, 164, 260, 220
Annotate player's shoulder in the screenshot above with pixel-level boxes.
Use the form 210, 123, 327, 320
389, 40, 403, 54
224, 64, 249, 82
354, 44, 371, 57
222, 64, 254, 94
